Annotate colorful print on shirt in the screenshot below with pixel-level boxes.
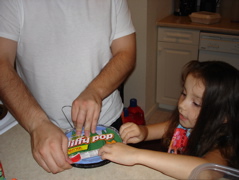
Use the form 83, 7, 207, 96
168, 124, 191, 154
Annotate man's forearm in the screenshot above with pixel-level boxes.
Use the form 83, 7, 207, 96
86, 33, 136, 100
0, 60, 49, 133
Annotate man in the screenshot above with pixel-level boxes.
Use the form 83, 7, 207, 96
0, 0, 136, 173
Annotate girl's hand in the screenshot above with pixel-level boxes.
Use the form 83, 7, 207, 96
99, 142, 139, 165
119, 122, 148, 144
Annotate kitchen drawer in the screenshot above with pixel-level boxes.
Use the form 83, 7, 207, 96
158, 27, 200, 45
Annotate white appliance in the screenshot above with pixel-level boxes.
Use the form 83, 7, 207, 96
0, 101, 18, 135
199, 32, 239, 69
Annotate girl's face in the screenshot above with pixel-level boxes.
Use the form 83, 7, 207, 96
178, 74, 205, 129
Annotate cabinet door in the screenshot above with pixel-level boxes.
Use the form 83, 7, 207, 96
156, 42, 198, 108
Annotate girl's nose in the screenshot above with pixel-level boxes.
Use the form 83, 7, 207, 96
178, 97, 187, 113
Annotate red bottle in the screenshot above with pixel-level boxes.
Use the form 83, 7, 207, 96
127, 98, 145, 125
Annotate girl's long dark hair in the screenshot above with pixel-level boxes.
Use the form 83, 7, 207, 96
162, 60, 239, 168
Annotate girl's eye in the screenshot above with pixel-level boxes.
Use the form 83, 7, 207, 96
193, 102, 201, 107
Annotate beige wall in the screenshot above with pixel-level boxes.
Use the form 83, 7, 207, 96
125, 0, 173, 119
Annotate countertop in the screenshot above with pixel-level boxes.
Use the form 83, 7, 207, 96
157, 14, 239, 35
0, 124, 175, 180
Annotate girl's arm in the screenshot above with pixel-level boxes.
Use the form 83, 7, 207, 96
120, 121, 170, 144
145, 120, 170, 141
99, 143, 227, 179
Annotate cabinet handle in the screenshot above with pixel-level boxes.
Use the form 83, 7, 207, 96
166, 32, 191, 38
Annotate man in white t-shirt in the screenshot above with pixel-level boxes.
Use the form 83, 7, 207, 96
0, 0, 136, 173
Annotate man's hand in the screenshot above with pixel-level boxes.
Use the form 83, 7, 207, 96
30, 121, 72, 173
71, 87, 102, 137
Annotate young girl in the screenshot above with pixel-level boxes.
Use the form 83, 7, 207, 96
99, 60, 239, 179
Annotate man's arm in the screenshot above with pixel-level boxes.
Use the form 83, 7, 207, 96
72, 33, 136, 136
0, 37, 72, 173
0, 37, 47, 132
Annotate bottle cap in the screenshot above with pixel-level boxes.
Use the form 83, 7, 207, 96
123, 107, 129, 117
130, 98, 137, 107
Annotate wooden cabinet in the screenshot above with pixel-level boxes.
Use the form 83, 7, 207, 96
156, 27, 200, 109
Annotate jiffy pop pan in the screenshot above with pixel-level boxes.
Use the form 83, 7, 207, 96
65, 125, 122, 168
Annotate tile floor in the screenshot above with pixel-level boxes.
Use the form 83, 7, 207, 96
146, 108, 173, 125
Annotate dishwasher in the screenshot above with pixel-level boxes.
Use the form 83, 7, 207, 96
199, 32, 239, 70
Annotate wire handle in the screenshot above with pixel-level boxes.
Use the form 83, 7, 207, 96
61, 105, 74, 129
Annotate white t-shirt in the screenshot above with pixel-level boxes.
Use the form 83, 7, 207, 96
0, 0, 135, 129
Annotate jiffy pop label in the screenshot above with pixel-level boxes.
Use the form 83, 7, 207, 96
65, 125, 122, 167
68, 144, 89, 155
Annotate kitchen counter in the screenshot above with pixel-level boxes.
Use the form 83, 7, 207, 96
157, 14, 239, 35
0, 124, 175, 180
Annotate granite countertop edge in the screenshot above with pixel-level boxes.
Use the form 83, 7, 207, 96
157, 14, 239, 35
